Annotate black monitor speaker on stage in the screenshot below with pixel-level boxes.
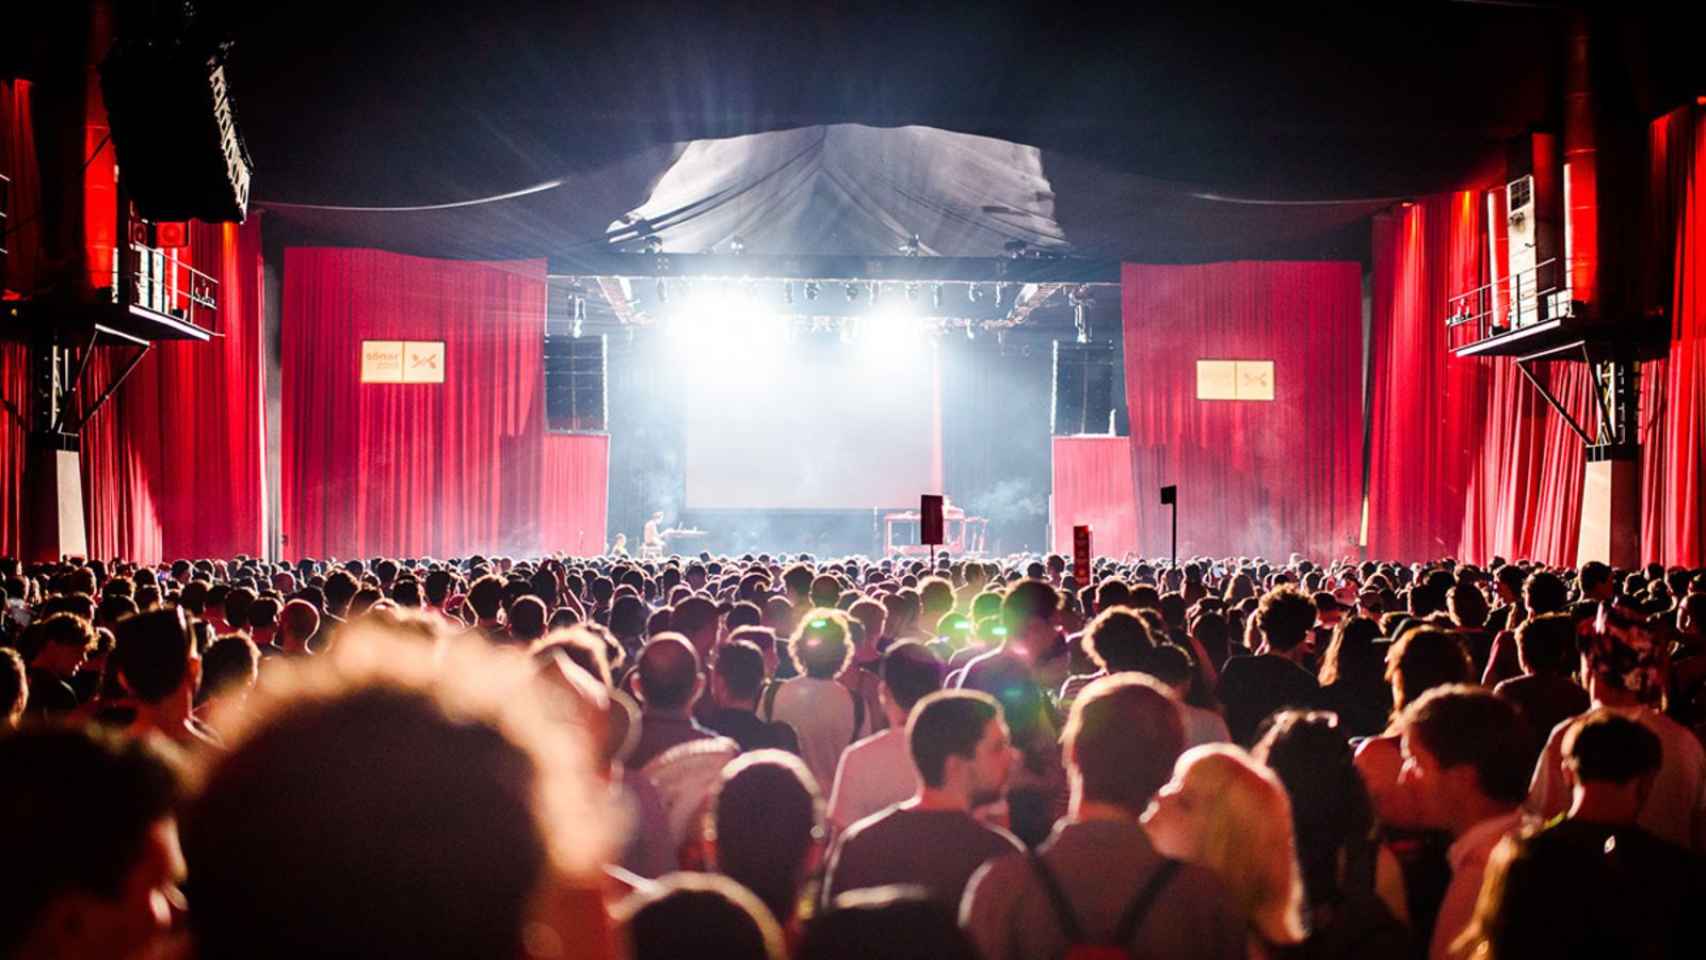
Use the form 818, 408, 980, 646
1051, 341, 1119, 435
544, 334, 607, 433
920, 494, 944, 545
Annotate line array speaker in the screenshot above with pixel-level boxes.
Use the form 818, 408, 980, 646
544, 334, 607, 433
1051, 341, 1118, 435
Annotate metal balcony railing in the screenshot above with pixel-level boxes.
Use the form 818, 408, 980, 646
114, 240, 219, 333
1445, 257, 1578, 352
0, 170, 11, 259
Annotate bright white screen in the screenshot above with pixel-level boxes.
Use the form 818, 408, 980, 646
681, 328, 936, 510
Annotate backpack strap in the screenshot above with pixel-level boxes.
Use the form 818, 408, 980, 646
1027, 852, 1087, 944
760, 679, 782, 721
1110, 859, 1182, 946
850, 686, 866, 743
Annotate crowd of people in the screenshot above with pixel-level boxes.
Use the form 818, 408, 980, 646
2, 548, 1705, 960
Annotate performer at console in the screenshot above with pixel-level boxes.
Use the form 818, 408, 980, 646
641, 511, 667, 559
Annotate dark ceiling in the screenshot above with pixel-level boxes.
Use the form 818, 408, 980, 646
10, 1, 1702, 262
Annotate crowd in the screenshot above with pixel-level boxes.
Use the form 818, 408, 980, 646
2, 548, 1705, 960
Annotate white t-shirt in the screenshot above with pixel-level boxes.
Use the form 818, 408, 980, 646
1181, 703, 1231, 748
1526, 705, 1706, 853
828, 727, 916, 832
766, 676, 868, 790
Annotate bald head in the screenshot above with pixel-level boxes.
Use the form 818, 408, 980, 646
637, 633, 701, 711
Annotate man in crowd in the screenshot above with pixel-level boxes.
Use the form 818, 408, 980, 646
702, 639, 800, 754
628, 634, 719, 769
961, 674, 1246, 960
822, 690, 1022, 906
110, 607, 218, 748
1398, 684, 1533, 960
23, 613, 97, 716
827, 640, 944, 832
272, 598, 321, 657
764, 611, 868, 789
954, 579, 1059, 692
1216, 585, 1322, 745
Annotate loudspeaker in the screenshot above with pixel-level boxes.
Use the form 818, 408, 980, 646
100, 42, 253, 222
545, 334, 607, 433
1051, 341, 1118, 435
1160, 485, 1177, 506
920, 494, 944, 545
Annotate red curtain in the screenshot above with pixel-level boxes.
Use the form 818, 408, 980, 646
541, 433, 610, 556
1, 79, 41, 556
1367, 194, 1490, 561
81, 218, 268, 562
1122, 261, 1362, 560
281, 248, 553, 559
1050, 436, 1137, 557
1643, 104, 1706, 565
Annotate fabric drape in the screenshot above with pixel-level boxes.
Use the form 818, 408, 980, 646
1, 79, 42, 555
281, 248, 553, 559
1122, 261, 1362, 560
540, 433, 610, 557
1050, 436, 1137, 557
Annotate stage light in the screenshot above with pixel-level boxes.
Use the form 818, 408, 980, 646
965, 319, 976, 341
899, 233, 922, 257
644, 236, 663, 255
906, 282, 920, 303
845, 282, 860, 303
994, 282, 1009, 307
656, 278, 669, 304
783, 281, 795, 306
931, 283, 944, 310
868, 281, 881, 305
1004, 239, 1027, 258
571, 296, 586, 338
968, 283, 986, 304
729, 235, 746, 255
805, 281, 821, 302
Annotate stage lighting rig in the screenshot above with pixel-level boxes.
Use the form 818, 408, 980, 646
643, 236, 664, 255
571, 296, 587, 338
868, 281, 882, 305
656, 278, 670, 304
1069, 285, 1094, 344
965, 320, 976, 341
728, 235, 746, 255
968, 283, 986, 304
783, 282, 796, 306
1004, 239, 1028, 258
931, 284, 944, 311
845, 282, 860, 303
905, 282, 920, 303
899, 233, 923, 257
994, 282, 1009, 307
805, 281, 821, 302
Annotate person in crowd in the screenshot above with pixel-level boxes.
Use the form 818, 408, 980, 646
627, 633, 720, 769
823, 690, 1022, 906
273, 598, 320, 657
182, 622, 616, 960
1355, 626, 1475, 830
108, 607, 218, 748
0, 726, 186, 960
247, 596, 281, 649
1315, 616, 1391, 739
962, 673, 1246, 960
22, 613, 97, 716
0, 647, 25, 727
763, 611, 868, 789
1216, 585, 1323, 745
954, 578, 1059, 692
616, 872, 784, 960
1490, 612, 1588, 756
703, 639, 801, 754
1143, 643, 1232, 747
1140, 743, 1307, 956
196, 634, 260, 735
1253, 710, 1410, 955
1526, 603, 1706, 853
1395, 685, 1532, 960
1057, 606, 1154, 707
709, 750, 825, 936
799, 887, 979, 960
828, 640, 944, 832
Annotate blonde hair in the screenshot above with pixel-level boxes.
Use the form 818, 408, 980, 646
1169, 745, 1306, 945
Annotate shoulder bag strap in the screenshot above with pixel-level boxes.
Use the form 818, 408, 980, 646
1110, 859, 1183, 946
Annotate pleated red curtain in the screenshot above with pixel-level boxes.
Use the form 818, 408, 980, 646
281, 248, 552, 559
1122, 261, 1363, 560
1050, 436, 1137, 557
540, 433, 610, 556
0, 78, 41, 556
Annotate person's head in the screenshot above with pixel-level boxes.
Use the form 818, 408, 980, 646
1512, 612, 1576, 677
877, 640, 943, 723
798, 887, 979, 960
617, 872, 783, 960
669, 595, 720, 657
1559, 708, 1663, 824
906, 690, 1011, 806
1063, 673, 1183, 815
1252, 711, 1371, 910
199, 635, 260, 707
1082, 607, 1155, 674
1141, 745, 1305, 945
1317, 616, 1383, 686
0, 649, 25, 727
1000, 578, 1060, 641
1578, 561, 1615, 602
113, 607, 201, 708
1398, 685, 1530, 832
467, 575, 506, 623
278, 599, 320, 647
0, 726, 184, 960
1255, 586, 1316, 654
710, 751, 825, 926
1447, 583, 1490, 629
30, 612, 99, 678
1384, 626, 1473, 717
1523, 571, 1569, 616
711, 640, 767, 709
789, 610, 853, 680
183, 627, 611, 960
636, 634, 703, 712
505, 596, 548, 645
1579, 603, 1670, 708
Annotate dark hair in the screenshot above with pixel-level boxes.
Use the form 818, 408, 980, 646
1083, 608, 1154, 673
1385, 627, 1474, 715
224, 586, 257, 629
1001, 579, 1060, 632
1318, 616, 1383, 686
637, 634, 701, 711
1062, 673, 1182, 813
799, 887, 979, 960
609, 594, 650, 640
789, 610, 853, 679
1257, 586, 1316, 652
1514, 613, 1577, 677
714, 640, 768, 703
201, 635, 260, 700
879, 640, 943, 712
712, 751, 823, 925
1143, 643, 1194, 687
671, 595, 720, 642
619, 873, 784, 960
1401, 685, 1532, 805
113, 607, 198, 703
1561, 709, 1663, 784
907, 690, 1000, 788
38, 611, 99, 655
0, 648, 23, 722
0, 727, 182, 955
506, 596, 548, 643
1253, 711, 1372, 908
1523, 571, 1569, 616
467, 575, 505, 621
